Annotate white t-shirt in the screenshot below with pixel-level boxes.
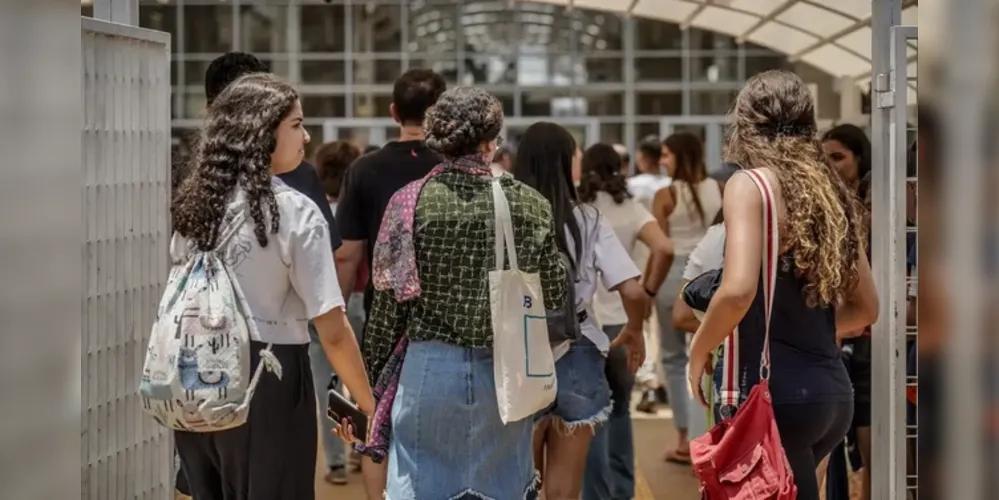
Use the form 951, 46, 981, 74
591, 192, 656, 326
567, 204, 641, 354
682, 224, 726, 281
627, 173, 672, 211
170, 178, 345, 345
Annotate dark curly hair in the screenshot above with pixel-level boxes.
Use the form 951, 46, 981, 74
172, 73, 298, 251
578, 143, 630, 204
423, 87, 503, 158
313, 141, 361, 200
725, 70, 864, 309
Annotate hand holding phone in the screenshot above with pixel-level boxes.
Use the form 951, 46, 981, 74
327, 388, 369, 443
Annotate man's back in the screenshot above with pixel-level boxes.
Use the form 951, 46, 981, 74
335, 140, 440, 309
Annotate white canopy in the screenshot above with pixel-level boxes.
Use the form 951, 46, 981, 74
520, 0, 919, 101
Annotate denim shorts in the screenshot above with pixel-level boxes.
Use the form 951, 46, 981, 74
387, 341, 539, 500
545, 336, 612, 427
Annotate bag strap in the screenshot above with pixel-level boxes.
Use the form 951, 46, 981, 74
718, 169, 779, 414
491, 171, 519, 272
743, 169, 778, 379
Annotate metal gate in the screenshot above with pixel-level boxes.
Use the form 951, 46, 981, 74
82, 16, 173, 500
870, 3, 917, 497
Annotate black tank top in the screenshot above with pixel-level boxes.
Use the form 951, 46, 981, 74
736, 252, 853, 405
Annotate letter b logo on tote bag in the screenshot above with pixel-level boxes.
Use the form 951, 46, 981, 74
489, 174, 557, 424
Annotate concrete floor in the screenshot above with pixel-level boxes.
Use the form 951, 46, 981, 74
177, 404, 703, 499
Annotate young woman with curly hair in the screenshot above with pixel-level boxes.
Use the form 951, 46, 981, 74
685, 70, 879, 500
171, 73, 374, 500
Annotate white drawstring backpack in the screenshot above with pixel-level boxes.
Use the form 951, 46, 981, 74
139, 211, 282, 432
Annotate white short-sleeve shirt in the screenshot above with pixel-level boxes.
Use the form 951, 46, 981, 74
170, 178, 345, 344
682, 224, 726, 281
568, 204, 642, 354
591, 192, 657, 326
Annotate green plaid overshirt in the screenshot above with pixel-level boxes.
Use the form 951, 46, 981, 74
362, 171, 567, 380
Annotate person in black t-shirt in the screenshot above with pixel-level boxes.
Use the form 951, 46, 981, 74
203, 52, 342, 252
335, 69, 446, 315
332, 68, 445, 500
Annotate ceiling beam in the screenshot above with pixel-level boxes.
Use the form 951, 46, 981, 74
737, 0, 795, 43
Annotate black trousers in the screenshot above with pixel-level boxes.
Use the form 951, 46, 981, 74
174, 342, 317, 500
774, 400, 853, 500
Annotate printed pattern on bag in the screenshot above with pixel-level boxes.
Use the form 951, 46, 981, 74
139, 215, 281, 433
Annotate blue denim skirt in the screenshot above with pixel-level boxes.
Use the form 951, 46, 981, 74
387, 340, 539, 500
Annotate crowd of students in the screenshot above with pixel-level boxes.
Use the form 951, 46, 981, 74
166, 51, 887, 500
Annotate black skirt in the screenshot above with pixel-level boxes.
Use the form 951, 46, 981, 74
174, 341, 317, 500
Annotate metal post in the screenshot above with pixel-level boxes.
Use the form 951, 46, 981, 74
622, 14, 636, 174
869, 0, 902, 499
92, 0, 138, 26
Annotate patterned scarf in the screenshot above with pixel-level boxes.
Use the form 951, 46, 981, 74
354, 154, 493, 463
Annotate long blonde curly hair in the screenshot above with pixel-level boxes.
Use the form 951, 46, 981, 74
725, 70, 865, 308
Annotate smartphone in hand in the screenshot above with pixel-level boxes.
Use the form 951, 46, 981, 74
327, 389, 369, 442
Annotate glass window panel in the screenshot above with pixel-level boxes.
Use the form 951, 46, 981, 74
410, 54, 460, 85
301, 61, 347, 84
690, 90, 739, 115
305, 125, 324, 160
171, 61, 179, 87
353, 59, 403, 85
517, 3, 576, 54
517, 52, 580, 86
462, 54, 518, 85
462, 2, 518, 55
239, 5, 287, 53
580, 57, 623, 84
301, 95, 347, 118
82, 5, 93, 17
408, 2, 459, 53
139, 5, 178, 51
354, 4, 403, 53
301, 5, 347, 53
670, 124, 706, 142
353, 94, 394, 119
634, 56, 682, 82
576, 9, 623, 53
688, 28, 737, 51
599, 123, 624, 144
636, 122, 661, 143
580, 91, 624, 116
181, 91, 207, 120
495, 94, 515, 118
690, 53, 738, 82
183, 5, 233, 53
184, 59, 290, 88
522, 89, 562, 116
745, 54, 792, 78
636, 92, 682, 116
634, 17, 682, 51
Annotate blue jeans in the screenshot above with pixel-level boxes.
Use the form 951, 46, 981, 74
583, 325, 636, 500
655, 256, 691, 432
547, 336, 612, 426
307, 292, 366, 470
387, 341, 539, 499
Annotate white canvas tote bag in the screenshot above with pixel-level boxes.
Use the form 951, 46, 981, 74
489, 174, 558, 424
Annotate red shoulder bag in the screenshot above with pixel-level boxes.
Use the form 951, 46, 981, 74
690, 169, 797, 500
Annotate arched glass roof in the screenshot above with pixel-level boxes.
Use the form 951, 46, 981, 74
521, 0, 919, 101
